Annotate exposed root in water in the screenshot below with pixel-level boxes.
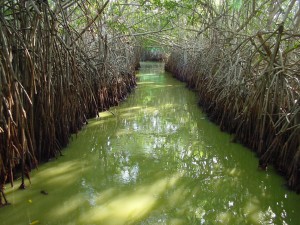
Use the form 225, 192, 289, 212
0, 189, 10, 207
0, 0, 140, 199
165, 33, 300, 192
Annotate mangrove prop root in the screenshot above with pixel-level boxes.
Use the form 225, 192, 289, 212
165, 39, 300, 192
0, 189, 10, 206
0, 0, 141, 200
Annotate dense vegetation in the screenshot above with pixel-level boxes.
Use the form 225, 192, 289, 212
1, 0, 300, 205
0, 0, 140, 205
164, 0, 300, 192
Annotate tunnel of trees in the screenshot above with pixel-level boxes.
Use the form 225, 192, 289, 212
0, 0, 300, 205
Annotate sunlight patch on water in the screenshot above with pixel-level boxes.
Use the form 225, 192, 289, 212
118, 106, 142, 112
48, 194, 84, 218
79, 174, 181, 225
244, 196, 262, 224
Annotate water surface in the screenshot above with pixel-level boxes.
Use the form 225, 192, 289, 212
0, 62, 299, 225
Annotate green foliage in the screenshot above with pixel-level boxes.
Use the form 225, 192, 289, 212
231, 0, 243, 10
163, 0, 179, 10
107, 20, 129, 33
91, 0, 300, 49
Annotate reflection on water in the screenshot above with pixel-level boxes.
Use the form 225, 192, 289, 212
0, 62, 299, 225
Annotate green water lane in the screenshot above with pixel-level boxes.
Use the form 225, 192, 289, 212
0, 62, 299, 225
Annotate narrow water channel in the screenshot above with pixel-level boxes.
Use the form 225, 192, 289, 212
1, 62, 299, 225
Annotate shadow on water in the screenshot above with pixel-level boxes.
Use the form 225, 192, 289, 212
0, 62, 299, 225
